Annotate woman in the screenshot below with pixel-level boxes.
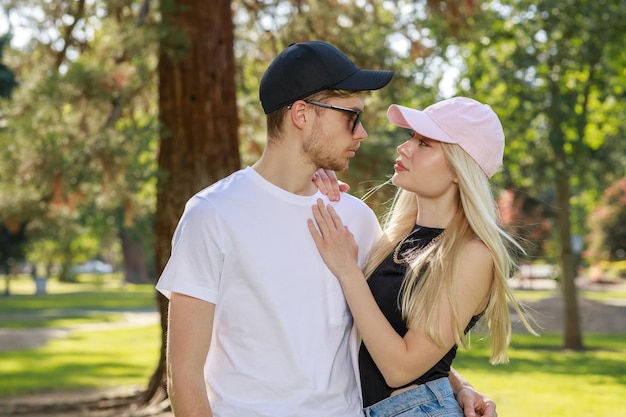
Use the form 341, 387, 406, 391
308, 97, 535, 416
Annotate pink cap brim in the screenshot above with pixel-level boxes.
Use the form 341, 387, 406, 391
387, 104, 457, 144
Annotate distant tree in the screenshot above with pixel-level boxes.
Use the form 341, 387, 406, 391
585, 178, 626, 262
0, 221, 26, 296
0, 33, 20, 294
498, 188, 553, 259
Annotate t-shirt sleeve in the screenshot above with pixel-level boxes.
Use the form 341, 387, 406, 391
156, 197, 223, 303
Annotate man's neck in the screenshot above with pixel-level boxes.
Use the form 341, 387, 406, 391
252, 151, 318, 196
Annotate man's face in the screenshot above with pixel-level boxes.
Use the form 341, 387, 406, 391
302, 96, 368, 172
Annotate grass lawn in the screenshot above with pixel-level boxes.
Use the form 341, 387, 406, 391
455, 333, 626, 417
1, 275, 625, 417
0, 325, 160, 396
0, 275, 156, 328
0, 275, 160, 397
514, 289, 626, 302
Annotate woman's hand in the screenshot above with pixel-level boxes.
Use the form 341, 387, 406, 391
456, 387, 498, 417
307, 199, 360, 280
312, 169, 350, 202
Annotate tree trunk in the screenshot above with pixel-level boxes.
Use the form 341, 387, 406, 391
555, 175, 584, 350
120, 228, 150, 284
142, 0, 240, 404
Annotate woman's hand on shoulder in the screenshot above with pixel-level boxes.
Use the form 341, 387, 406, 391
312, 169, 350, 202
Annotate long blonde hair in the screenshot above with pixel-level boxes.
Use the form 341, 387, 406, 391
363, 143, 535, 364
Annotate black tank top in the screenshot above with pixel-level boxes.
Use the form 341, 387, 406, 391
359, 225, 483, 407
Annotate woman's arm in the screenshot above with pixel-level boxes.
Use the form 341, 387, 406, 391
308, 199, 493, 387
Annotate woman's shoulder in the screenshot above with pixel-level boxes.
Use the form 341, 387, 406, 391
459, 238, 493, 274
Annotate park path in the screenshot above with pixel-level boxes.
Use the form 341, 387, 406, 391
0, 311, 159, 352
508, 277, 626, 334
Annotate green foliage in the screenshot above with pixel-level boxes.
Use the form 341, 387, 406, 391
440, 0, 626, 261
0, 0, 159, 276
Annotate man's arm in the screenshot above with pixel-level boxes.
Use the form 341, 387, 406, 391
449, 367, 498, 417
167, 292, 215, 417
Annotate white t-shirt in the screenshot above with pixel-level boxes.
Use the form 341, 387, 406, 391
157, 167, 382, 417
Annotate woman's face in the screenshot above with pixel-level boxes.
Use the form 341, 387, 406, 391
391, 131, 457, 198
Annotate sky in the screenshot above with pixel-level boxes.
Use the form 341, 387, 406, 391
1, 10, 33, 49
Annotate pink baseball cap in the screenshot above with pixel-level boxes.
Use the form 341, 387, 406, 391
387, 97, 505, 177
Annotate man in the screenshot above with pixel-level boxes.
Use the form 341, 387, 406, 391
157, 41, 495, 417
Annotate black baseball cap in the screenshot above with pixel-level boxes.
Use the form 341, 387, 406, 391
259, 41, 394, 114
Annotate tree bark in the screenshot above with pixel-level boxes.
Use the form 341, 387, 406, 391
555, 175, 584, 350
120, 228, 151, 284
142, 0, 240, 404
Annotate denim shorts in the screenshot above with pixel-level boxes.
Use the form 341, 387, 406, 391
363, 377, 464, 417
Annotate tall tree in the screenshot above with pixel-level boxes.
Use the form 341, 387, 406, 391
455, 0, 626, 349
143, 0, 240, 403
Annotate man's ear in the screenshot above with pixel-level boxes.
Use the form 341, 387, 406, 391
289, 100, 308, 130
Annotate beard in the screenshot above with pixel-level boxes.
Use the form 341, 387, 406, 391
302, 123, 350, 172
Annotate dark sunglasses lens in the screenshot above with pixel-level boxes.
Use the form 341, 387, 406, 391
352, 112, 362, 132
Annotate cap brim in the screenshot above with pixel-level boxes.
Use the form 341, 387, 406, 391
387, 104, 456, 144
333, 69, 394, 92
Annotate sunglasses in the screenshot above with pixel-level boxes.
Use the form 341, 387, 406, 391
305, 100, 363, 133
